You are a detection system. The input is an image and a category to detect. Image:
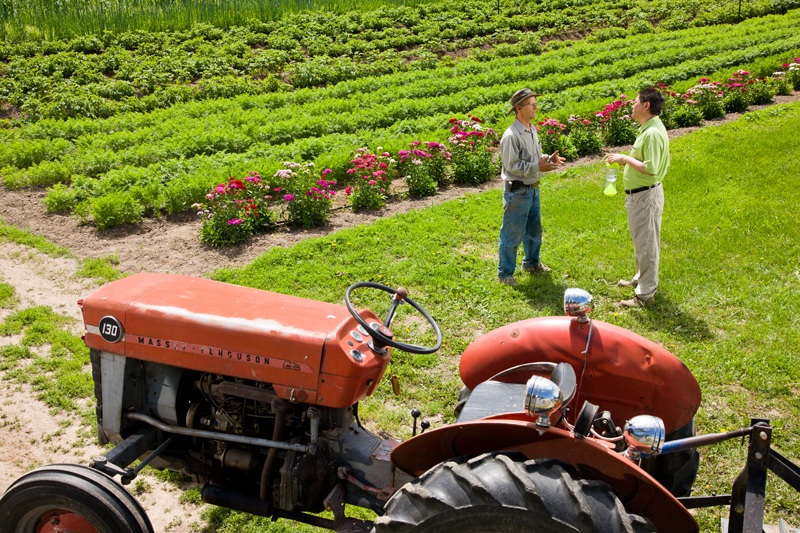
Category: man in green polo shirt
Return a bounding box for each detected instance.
[605,88,669,308]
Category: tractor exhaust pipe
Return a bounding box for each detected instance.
[260,398,290,501]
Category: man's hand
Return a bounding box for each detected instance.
[605,153,630,166]
[539,151,564,172]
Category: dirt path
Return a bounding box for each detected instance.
[0,92,797,532]
[0,243,205,532]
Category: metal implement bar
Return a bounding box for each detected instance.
[126,412,315,454]
[727,418,771,533]
[132,436,174,477]
[677,494,731,509]
[768,447,800,493]
[661,426,753,455]
[103,425,158,468]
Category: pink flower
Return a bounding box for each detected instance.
[284,194,294,201]
[368,180,377,185]
[228,219,243,225]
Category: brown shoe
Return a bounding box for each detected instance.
[523,263,551,273]
[499,276,519,287]
[617,295,654,308]
[617,279,638,288]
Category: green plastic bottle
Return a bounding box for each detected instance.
[604,162,619,196]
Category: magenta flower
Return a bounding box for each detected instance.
[284,194,294,201]
[228,219,243,225]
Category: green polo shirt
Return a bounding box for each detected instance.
[622,116,670,190]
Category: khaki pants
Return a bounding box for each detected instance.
[625,184,664,300]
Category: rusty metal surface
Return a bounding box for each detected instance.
[459,316,701,434]
[81,274,390,408]
[392,417,698,533]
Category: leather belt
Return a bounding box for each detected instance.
[507,180,539,191]
[624,183,660,195]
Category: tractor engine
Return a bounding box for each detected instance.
[81,273,408,518]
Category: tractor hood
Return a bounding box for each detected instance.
[80,273,389,407]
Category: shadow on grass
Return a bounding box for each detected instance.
[514,272,571,316]
[631,292,714,342]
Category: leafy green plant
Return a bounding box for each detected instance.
[684,79,725,120]
[537,118,578,161]
[671,103,704,127]
[782,58,800,89]
[566,115,603,156]
[345,148,392,211]
[598,95,637,146]
[419,141,452,186]
[448,116,497,185]
[42,183,77,213]
[402,159,438,198]
[197,172,277,247]
[89,191,143,230]
[278,162,337,229]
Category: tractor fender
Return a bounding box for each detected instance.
[391,416,698,533]
[459,316,701,434]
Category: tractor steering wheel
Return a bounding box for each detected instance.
[344,282,442,355]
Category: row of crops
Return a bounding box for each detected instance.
[0,1,798,234]
[0,0,797,120]
[2,0,796,43]
[2,10,799,184]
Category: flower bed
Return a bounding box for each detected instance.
[184,58,798,246]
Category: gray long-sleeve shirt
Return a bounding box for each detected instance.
[500,119,545,185]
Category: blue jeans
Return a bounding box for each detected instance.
[498,186,542,279]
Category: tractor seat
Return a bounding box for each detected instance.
[456,362,577,423]
[457,381,526,423]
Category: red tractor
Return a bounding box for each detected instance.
[1,274,798,532]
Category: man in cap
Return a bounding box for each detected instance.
[498,88,564,287]
[605,87,670,308]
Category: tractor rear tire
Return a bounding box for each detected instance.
[374,452,655,533]
[0,463,154,533]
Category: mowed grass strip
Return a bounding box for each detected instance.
[213,102,800,530]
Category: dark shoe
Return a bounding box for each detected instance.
[617,279,638,289]
[616,295,655,308]
[498,276,519,287]
[523,263,551,273]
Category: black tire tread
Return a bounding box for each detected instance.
[0,463,153,533]
[374,452,656,533]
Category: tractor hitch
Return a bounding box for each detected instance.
[675,419,800,533]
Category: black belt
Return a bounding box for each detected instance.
[624,183,660,195]
[507,180,539,191]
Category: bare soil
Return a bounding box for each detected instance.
[0,92,797,532]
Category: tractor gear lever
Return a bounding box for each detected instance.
[411,409,421,436]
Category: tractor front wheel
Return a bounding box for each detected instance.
[0,464,153,533]
[374,452,655,533]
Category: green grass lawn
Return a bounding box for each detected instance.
[1,102,798,531]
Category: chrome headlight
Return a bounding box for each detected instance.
[564,288,593,322]
[524,376,563,428]
[623,415,665,460]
